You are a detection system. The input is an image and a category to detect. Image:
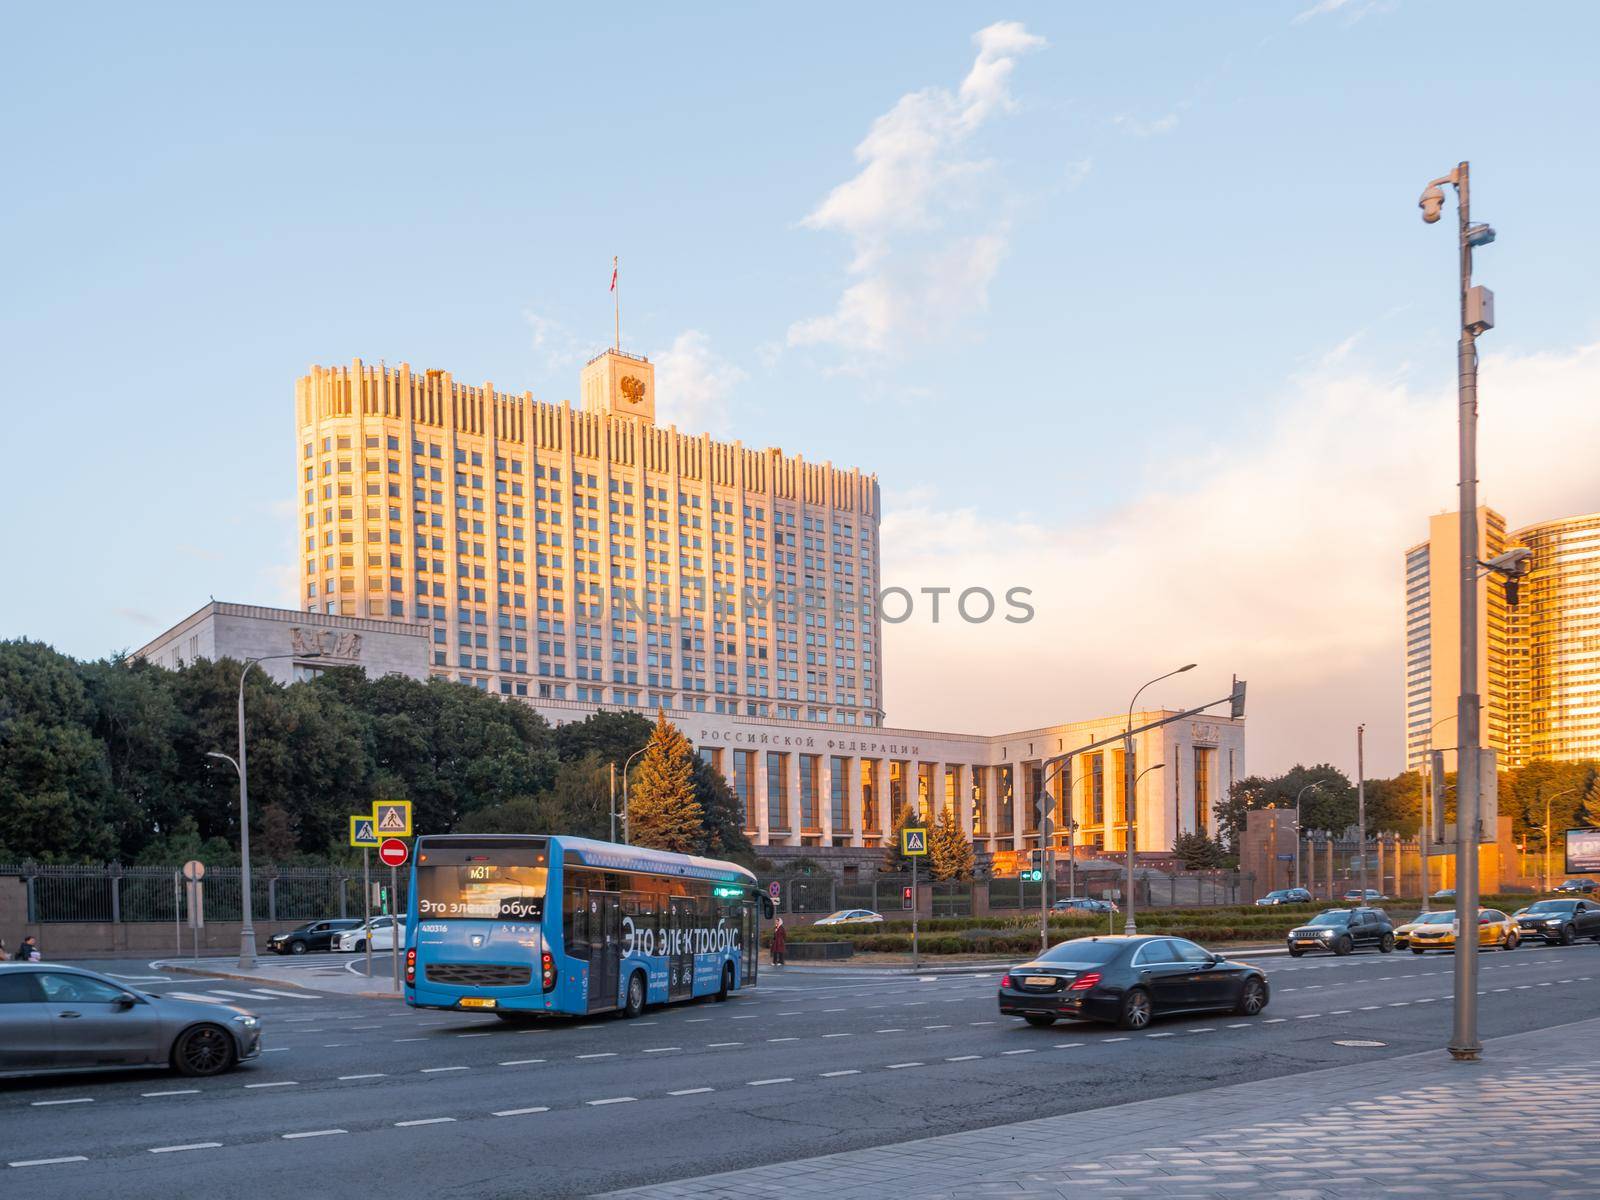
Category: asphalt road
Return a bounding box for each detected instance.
[3,942,1597,1198]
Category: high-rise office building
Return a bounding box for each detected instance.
[1404,505,1599,770]
[1403,507,1511,771]
[1512,511,1600,763]
[296,352,884,725]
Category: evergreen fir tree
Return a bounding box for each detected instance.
[626,711,703,852]
[928,803,975,881]
[882,802,923,873]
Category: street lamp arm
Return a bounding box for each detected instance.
[206,750,240,775]
[1127,663,1197,735]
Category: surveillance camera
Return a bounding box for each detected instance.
[1418,185,1445,224]
[1484,547,1532,576]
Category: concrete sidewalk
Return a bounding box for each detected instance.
[599,1017,1600,1199]
[151,954,402,999]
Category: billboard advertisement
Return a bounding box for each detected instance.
[1565,828,1600,875]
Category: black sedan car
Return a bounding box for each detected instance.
[0,963,261,1078]
[1286,907,1394,956]
[1554,879,1598,896]
[1513,897,1600,944]
[998,935,1269,1030]
[1256,887,1312,906]
[266,918,362,955]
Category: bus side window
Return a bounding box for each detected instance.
[564,887,588,959]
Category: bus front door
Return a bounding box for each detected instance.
[668,898,694,1001]
[742,902,757,984]
[588,891,621,1013]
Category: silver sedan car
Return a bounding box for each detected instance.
[0,963,261,1078]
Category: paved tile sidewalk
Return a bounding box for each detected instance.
[598,1017,1600,1199]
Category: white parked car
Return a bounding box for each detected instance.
[813,909,884,927]
[336,915,405,952]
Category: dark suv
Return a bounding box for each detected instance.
[1513,898,1600,945]
[1286,907,1394,957]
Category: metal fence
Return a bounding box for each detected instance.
[1,864,409,925]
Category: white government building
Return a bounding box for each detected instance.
[139,345,1246,864]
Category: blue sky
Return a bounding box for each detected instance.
[6,2,1600,776]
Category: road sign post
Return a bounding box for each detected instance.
[375,839,409,990]
[391,863,400,993]
[902,827,927,969]
[182,860,205,959]
[362,846,371,979]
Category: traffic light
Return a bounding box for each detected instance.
[1025,869,1043,883]
[379,885,390,915]
[901,886,913,910]
[1230,676,1248,720]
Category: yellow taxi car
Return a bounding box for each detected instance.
[1392,912,1439,950]
[1408,908,1519,954]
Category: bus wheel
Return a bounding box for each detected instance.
[715,963,734,1001]
[622,971,646,1019]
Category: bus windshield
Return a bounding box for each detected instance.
[416,847,548,921]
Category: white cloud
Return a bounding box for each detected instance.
[878,341,1600,779]
[653,331,748,433]
[1113,111,1181,137]
[1292,0,1389,25]
[523,309,586,372]
[788,21,1045,355]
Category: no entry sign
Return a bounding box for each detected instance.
[379,838,409,868]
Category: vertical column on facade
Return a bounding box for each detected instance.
[754,749,770,846]
[845,755,863,847]
[954,764,972,839]
[1008,761,1024,852]
[785,752,802,847]
[818,753,834,846]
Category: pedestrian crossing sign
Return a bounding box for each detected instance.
[349,816,379,848]
[902,827,927,856]
[373,800,412,837]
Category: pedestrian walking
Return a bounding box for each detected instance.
[14,934,40,961]
[770,917,786,967]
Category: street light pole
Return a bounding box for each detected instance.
[1357,724,1367,899]
[1420,159,1494,1062]
[221,651,319,971]
[1124,665,1195,936]
[1293,782,1325,891]
[620,744,648,845]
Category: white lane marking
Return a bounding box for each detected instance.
[1104,1037,1129,1043]
[1388,1002,1410,1008]
[149,1143,222,1154]
[731,1015,757,1020]
[821,1069,860,1077]
[245,1081,298,1088]
[1415,998,1436,1003]
[457,1033,491,1039]
[969,1020,996,1026]
[142,1089,201,1097]
[1359,1005,1382,1010]
[282,1129,345,1139]
[322,1043,350,1048]
[766,1037,799,1043]
[498,1059,546,1066]
[885,1061,923,1068]
[8,1157,89,1167]
[708,1042,742,1048]
[1054,1042,1084,1049]
[778,1010,803,1015]
[823,1008,847,1013]
[1329,1010,1352,1015]
[1001,1048,1038,1055]
[249,988,315,999]
[643,1047,680,1053]
[668,1088,714,1096]
[420,1067,469,1074]
[874,1028,905,1033]
[31,1098,93,1107]
[923,1024,951,1030]
[822,1033,851,1038]
[395,1118,455,1127]
[1227,1023,1253,1028]
[165,992,230,1004]
[577,1053,617,1060]
[588,1097,637,1106]
[494,1106,550,1116]
[393,1037,426,1043]
[107,973,171,982]
[1297,1014,1321,1020]
[208,990,272,1001]
[338,1073,386,1080]
[748,1077,793,1086]
[1263,1018,1288,1023]
[1188,1027,1218,1033]
[1146,1032,1174,1038]
[262,1048,289,1053]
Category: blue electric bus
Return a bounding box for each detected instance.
[404,833,766,1019]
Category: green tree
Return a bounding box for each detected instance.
[928,804,974,880]
[554,710,652,766]
[690,753,753,859]
[627,712,703,852]
[1215,763,1353,850]
[1173,829,1224,870]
